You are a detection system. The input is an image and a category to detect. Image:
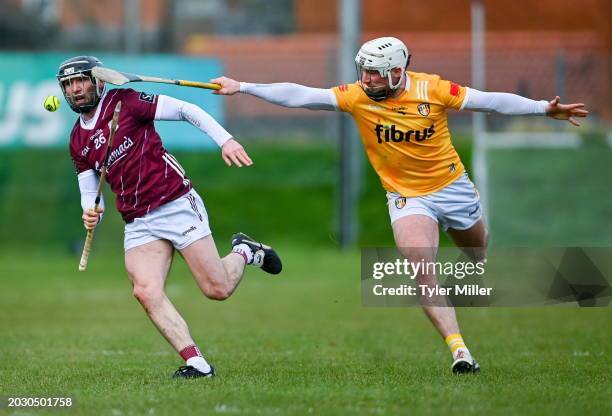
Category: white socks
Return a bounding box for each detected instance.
[186,356,212,374]
[453,347,473,362]
[232,243,264,267]
[232,243,254,264]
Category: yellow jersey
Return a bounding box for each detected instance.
[332,71,467,197]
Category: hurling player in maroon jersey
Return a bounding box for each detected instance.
[58,56,282,379]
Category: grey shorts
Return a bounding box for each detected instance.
[387,172,482,231]
[124,189,211,252]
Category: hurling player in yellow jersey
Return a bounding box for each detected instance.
[211,37,588,374]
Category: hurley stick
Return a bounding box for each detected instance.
[78,100,122,271]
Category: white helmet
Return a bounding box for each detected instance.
[355,37,411,100]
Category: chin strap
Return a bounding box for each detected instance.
[360,68,406,101]
[388,70,405,90]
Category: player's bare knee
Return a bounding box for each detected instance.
[196,273,232,300]
[400,247,436,264]
[132,281,164,306]
[201,282,231,301]
[191,267,232,300]
[471,229,489,262]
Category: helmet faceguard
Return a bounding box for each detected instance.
[354,37,411,101]
[56,56,105,113]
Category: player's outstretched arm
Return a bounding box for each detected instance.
[154,95,253,167]
[463,89,588,126]
[545,96,588,126]
[211,76,338,111]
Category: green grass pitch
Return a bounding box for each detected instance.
[1,246,611,415]
[1,141,611,414]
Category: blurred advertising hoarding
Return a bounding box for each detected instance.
[0,53,223,149]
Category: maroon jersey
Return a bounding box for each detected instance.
[69,88,192,223]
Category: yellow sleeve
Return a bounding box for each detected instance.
[434,78,468,110]
[331,82,362,114]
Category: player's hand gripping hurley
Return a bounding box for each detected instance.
[78,101,122,271]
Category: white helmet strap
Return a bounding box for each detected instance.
[387,70,405,90]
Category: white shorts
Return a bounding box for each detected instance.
[387,172,482,231]
[124,189,211,252]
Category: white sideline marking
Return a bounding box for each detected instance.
[606,132,612,148]
[484,132,582,149]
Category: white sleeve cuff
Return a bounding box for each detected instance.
[459,87,470,111]
[78,169,104,219]
[239,82,250,93]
